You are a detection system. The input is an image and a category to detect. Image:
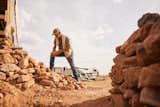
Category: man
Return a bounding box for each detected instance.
[50,28,79,80]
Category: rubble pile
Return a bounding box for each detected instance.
[109,13,160,107]
[0,37,83,92]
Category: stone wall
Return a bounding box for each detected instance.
[109,13,160,107]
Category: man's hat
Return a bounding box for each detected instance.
[52,28,60,35]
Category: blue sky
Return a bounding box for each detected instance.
[17,0,160,74]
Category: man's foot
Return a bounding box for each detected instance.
[75,77,81,82]
[50,67,55,71]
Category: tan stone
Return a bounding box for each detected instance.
[38,62,45,68]
[3,53,16,64]
[51,72,62,84]
[0,64,21,73]
[6,71,14,77]
[6,74,19,81]
[0,93,4,98]
[57,82,64,88]
[15,83,23,89]
[39,79,56,87]
[62,79,68,85]
[0,72,6,80]
[22,79,35,90]
[74,84,81,90]
[17,75,33,83]
[19,68,35,75]
[0,49,11,54]
[18,56,29,69]
[37,75,49,81]
[29,57,38,67]
[12,54,22,61]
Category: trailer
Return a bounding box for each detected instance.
[53,67,99,80]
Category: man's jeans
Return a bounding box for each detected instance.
[50,53,79,80]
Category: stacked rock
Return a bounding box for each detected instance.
[109,13,160,107]
[0,38,83,91]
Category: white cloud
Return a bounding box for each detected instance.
[93,24,114,40]
[114,0,124,3]
[17,9,32,30]
[17,9,45,52]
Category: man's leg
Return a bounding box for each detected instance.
[50,52,64,69]
[49,55,55,69]
[66,56,79,80]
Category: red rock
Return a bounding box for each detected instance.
[130,94,143,107]
[123,56,137,67]
[120,30,139,53]
[110,13,160,107]
[109,87,121,94]
[113,54,126,64]
[140,87,160,107]
[124,43,137,57]
[136,43,157,66]
[138,13,160,28]
[138,63,160,88]
[123,89,136,99]
[111,94,130,107]
[115,45,121,54]
[123,67,141,88]
[110,65,124,84]
[133,22,153,43]
[119,82,128,93]
[143,23,160,57]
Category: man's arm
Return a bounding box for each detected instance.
[53,39,56,51]
[51,39,64,56]
[51,50,64,56]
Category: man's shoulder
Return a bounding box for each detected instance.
[61,34,70,39]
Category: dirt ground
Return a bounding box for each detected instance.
[0,76,112,107]
[60,76,112,106]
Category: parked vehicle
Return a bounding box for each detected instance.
[53,67,99,80]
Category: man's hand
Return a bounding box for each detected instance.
[62,48,69,52]
[51,51,56,56]
[51,50,64,56]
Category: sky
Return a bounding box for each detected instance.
[16,0,160,75]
